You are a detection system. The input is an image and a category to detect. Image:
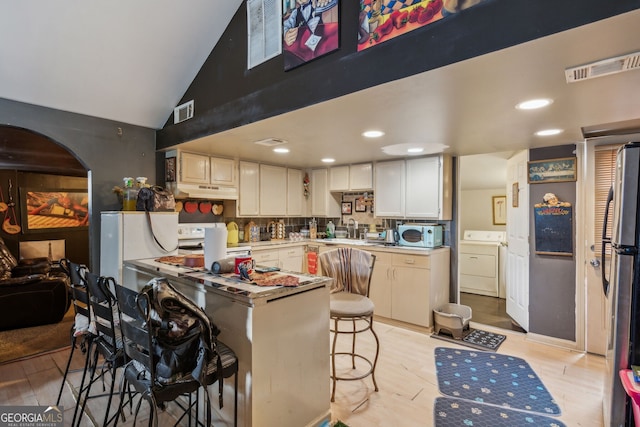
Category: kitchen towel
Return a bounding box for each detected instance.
[204,225,227,271]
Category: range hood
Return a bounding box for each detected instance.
[166,182,238,200]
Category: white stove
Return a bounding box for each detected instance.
[177,223,251,256]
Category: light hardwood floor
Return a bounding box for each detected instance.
[0,319,606,426]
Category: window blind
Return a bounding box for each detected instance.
[594,145,621,256]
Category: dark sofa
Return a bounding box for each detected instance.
[0,238,70,331]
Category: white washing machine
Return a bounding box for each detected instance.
[459,230,506,298]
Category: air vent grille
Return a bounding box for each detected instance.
[254,138,287,147]
[566,51,640,83]
[174,100,194,124]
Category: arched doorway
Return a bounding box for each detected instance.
[0,125,89,266]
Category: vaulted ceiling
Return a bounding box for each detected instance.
[1,2,640,178]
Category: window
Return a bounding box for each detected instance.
[594,145,622,256]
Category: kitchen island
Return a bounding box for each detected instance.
[122,258,331,427]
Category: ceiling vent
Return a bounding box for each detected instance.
[254,138,288,147]
[173,100,194,124]
[565,51,640,83]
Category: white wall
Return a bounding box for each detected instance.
[459,188,507,233]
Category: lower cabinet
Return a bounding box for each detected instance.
[368,248,450,328]
[253,246,304,273]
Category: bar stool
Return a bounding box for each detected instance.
[319,247,378,402]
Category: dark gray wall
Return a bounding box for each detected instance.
[158,0,640,148]
[0,98,156,272]
[529,145,577,340]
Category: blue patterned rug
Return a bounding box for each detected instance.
[434,347,561,416]
[434,397,567,426]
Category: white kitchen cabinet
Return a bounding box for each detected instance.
[253,248,280,269]
[329,166,350,191]
[374,160,405,217]
[210,156,236,186]
[239,161,260,216]
[374,155,452,220]
[279,246,304,273]
[287,168,304,216]
[405,156,439,218]
[350,163,373,190]
[311,168,341,217]
[368,251,392,318]
[259,164,287,216]
[180,151,210,184]
[253,246,304,273]
[368,248,450,328]
[329,163,373,192]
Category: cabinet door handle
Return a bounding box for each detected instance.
[404,258,415,264]
[469,256,479,259]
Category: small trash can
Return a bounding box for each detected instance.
[433,303,472,339]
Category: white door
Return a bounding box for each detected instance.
[506,150,529,331]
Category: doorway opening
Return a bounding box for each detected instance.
[457,152,525,333]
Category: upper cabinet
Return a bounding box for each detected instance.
[165,150,238,200]
[259,164,287,216]
[210,157,236,186]
[180,152,210,184]
[374,155,452,220]
[374,160,405,217]
[287,168,304,216]
[311,168,341,217]
[238,161,304,217]
[329,163,373,192]
[239,161,260,216]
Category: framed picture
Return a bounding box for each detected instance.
[355,197,367,212]
[283,0,340,71]
[512,182,519,208]
[20,189,89,233]
[492,195,507,225]
[341,201,352,215]
[165,156,177,182]
[528,157,577,183]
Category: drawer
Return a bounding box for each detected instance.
[279,246,304,257]
[392,253,430,269]
[459,253,496,277]
[367,250,393,265]
[252,250,279,263]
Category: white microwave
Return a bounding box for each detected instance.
[397,224,443,248]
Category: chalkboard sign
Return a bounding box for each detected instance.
[534,204,573,256]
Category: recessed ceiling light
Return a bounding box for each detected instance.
[321,158,335,163]
[516,99,553,110]
[535,129,563,136]
[407,147,424,154]
[362,130,384,138]
[273,147,289,153]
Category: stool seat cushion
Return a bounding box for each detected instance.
[330,292,374,317]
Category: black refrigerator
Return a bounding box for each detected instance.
[603,142,640,426]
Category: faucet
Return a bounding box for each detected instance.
[347,218,358,239]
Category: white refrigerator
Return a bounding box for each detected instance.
[100,211,178,283]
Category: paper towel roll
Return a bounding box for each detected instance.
[204,226,228,272]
